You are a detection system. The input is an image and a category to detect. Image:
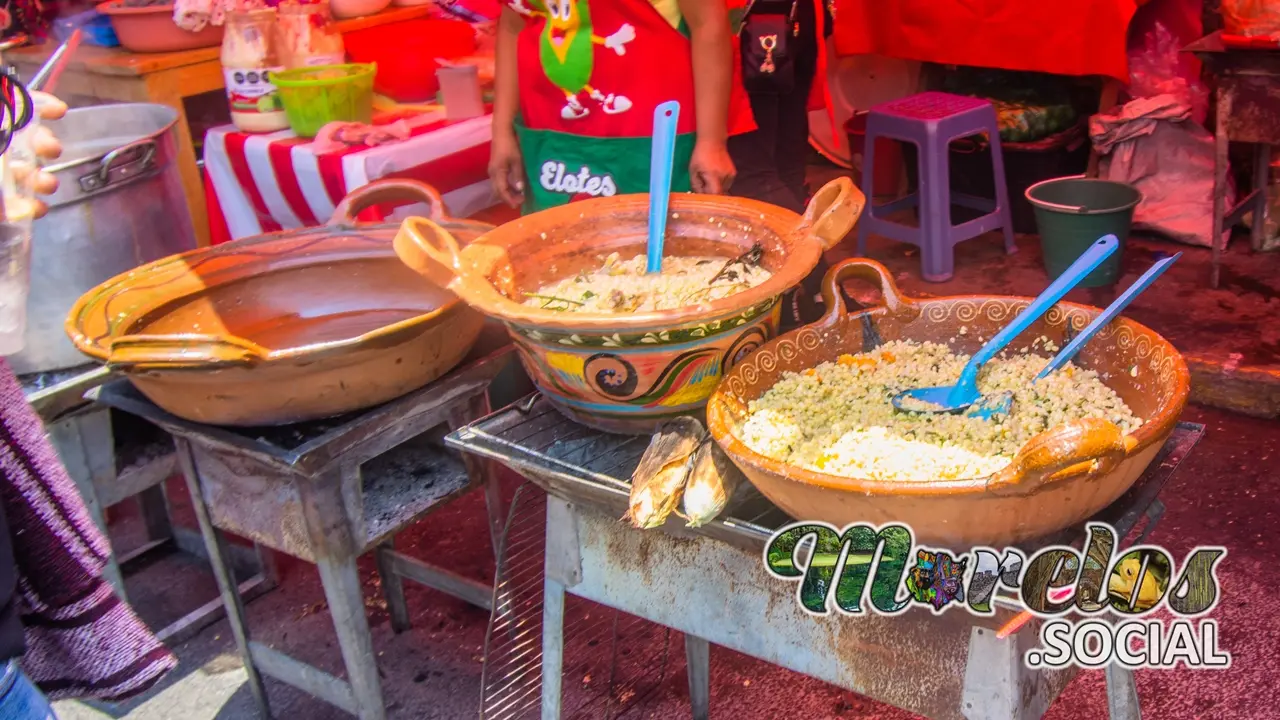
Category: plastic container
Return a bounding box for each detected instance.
[273,63,376,138]
[344,19,476,102]
[54,9,120,47]
[222,9,290,133]
[0,96,48,355]
[97,2,224,53]
[278,1,346,69]
[437,65,483,119]
[1025,177,1141,288]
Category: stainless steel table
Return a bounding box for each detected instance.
[450,396,1204,720]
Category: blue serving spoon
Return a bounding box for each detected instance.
[967,251,1182,419]
[891,234,1120,415]
[646,101,680,274]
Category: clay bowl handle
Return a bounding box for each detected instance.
[329,179,449,226]
[798,177,865,250]
[817,258,915,328]
[394,215,465,277]
[393,216,518,300]
[985,418,1136,497]
[106,334,269,371]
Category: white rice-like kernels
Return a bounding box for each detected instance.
[738,340,1142,481]
[523,252,771,313]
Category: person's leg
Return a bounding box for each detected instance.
[0,661,57,720]
[729,91,805,213]
[776,70,817,206]
[777,66,828,329]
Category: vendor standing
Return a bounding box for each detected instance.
[489,0,754,211]
[730,0,833,328]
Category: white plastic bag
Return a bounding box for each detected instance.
[1091,95,1232,248]
[1129,23,1208,126]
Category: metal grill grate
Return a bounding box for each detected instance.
[481,481,678,720]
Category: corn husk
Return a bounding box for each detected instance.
[625,417,706,529]
[681,440,743,528]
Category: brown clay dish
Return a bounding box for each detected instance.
[98,2,225,53]
[706,258,1190,547]
[66,180,489,426]
[393,178,865,433]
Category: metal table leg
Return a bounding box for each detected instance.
[1212,86,1232,289]
[298,468,388,720]
[375,540,412,634]
[1105,665,1142,720]
[46,408,127,601]
[1252,143,1272,252]
[541,576,567,720]
[685,634,711,720]
[178,439,274,719]
[448,394,506,556]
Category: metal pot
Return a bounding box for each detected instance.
[12,103,196,375]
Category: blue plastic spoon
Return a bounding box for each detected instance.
[646,101,681,274]
[892,234,1120,415]
[968,251,1181,419]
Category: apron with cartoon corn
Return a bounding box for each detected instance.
[510,0,754,212]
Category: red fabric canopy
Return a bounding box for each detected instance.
[833,0,1142,82]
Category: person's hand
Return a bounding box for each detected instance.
[689,139,735,195]
[26,92,68,219]
[489,127,526,208]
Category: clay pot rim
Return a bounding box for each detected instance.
[97,1,178,16]
[66,179,491,371]
[398,179,864,334]
[706,289,1190,499]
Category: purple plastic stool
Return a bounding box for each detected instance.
[855,92,1017,282]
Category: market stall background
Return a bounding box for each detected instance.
[204,111,494,244]
[8,0,1280,719]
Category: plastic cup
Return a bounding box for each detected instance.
[0,95,46,355]
[436,65,484,120]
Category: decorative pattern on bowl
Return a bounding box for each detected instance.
[707,258,1190,547]
[511,301,781,432]
[395,178,865,433]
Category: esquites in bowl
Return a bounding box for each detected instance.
[394,178,865,433]
[706,259,1189,547]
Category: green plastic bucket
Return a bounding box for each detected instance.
[1025,177,1141,288]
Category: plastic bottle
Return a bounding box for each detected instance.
[278,1,346,69]
[222,9,290,133]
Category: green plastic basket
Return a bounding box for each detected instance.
[273,63,376,138]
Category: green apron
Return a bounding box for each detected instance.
[516,120,695,212]
[510,0,706,213]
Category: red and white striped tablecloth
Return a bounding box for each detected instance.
[204,112,495,244]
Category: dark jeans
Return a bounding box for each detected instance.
[730,71,828,329]
[729,72,816,215]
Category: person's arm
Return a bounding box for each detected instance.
[490,7,527,207]
[678,0,736,194]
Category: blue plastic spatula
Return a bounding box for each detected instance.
[646,101,680,274]
[891,234,1120,416]
[968,251,1182,419]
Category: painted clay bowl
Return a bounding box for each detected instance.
[706,258,1190,547]
[394,178,865,434]
[66,180,490,426]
